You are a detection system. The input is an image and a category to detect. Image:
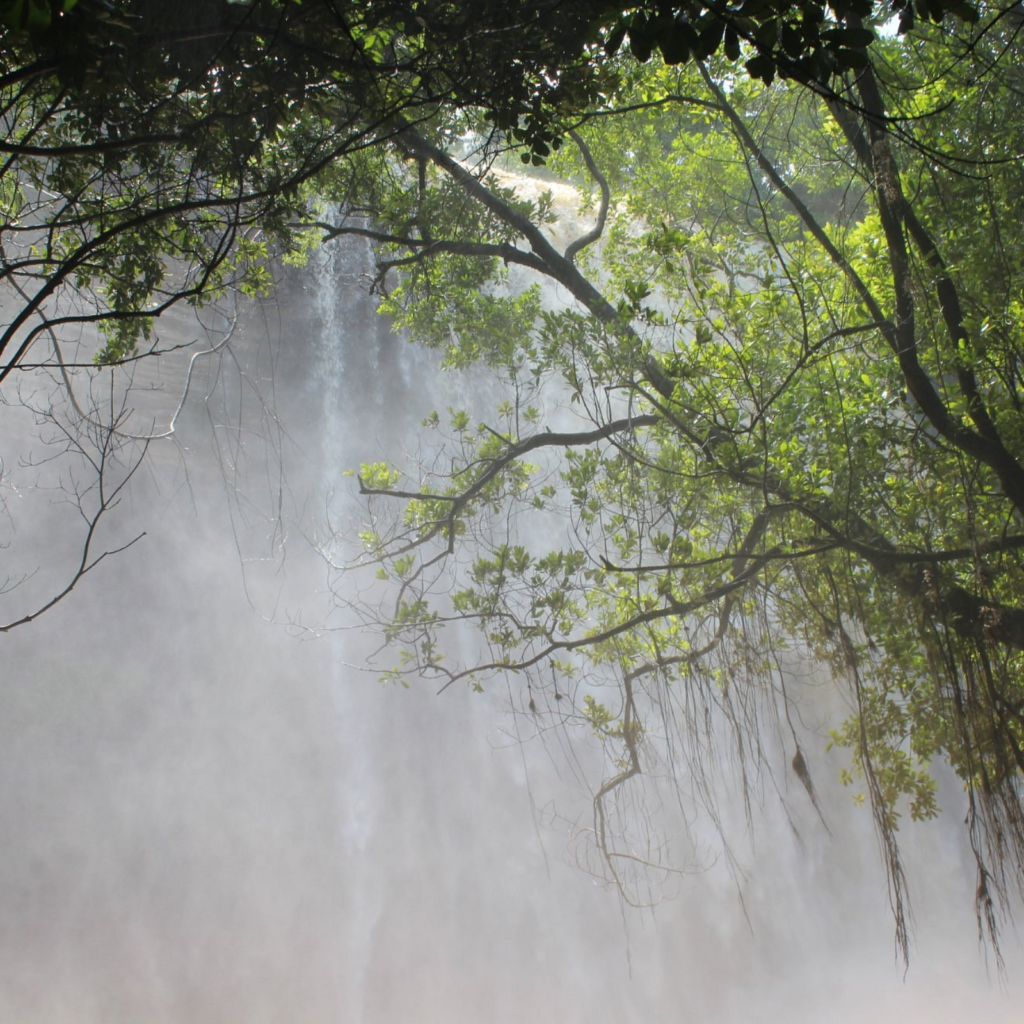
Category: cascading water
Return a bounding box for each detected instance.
[0,195,1020,1022]
[294,216,1024,1020]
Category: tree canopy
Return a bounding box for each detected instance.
[0,0,986,373]
[308,6,1024,963]
[2,0,1023,966]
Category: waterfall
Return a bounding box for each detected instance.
[296,220,1022,1020]
[0,212,1020,1022]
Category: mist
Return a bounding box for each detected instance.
[0,230,1021,1023]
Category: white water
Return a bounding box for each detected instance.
[0,228,1020,1021]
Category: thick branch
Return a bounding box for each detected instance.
[707,59,1024,516]
[394,123,676,399]
[563,130,610,264]
[851,59,1024,513]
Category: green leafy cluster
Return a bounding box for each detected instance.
[335,10,1024,944]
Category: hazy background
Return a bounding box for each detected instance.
[0,237,1020,1022]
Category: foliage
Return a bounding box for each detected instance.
[322,6,1024,964]
[0,0,625,379]
[2,0,1021,965]
[0,0,983,377]
[600,0,979,84]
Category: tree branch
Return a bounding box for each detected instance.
[563,129,610,264]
